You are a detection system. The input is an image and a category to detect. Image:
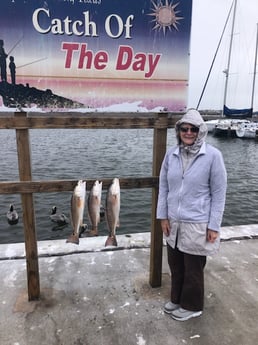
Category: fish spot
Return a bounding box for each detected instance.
[190,335,200,339]
[109,308,115,314]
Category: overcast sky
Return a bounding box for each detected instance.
[187,0,258,111]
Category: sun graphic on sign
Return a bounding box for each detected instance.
[148,0,183,34]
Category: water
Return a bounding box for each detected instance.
[1,128,258,244]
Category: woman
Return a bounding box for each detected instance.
[157,109,227,321]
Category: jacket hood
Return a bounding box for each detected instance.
[175,109,208,149]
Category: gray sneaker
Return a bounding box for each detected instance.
[171,307,202,321]
[164,301,180,314]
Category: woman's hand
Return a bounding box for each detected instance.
[160,219,171,236]
[207,229,219,243]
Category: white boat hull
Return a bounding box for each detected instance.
[236,123,258,138]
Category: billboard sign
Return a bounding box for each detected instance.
[0,0,193,112]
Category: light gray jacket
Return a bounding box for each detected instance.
[156,109,227,255]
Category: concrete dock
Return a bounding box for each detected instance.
[0,224,258,345]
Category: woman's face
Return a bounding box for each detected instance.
[179,123,199,146]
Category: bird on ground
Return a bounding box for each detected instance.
[6,204,19,225]
[50,206,69,226]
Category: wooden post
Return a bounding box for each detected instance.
[149,113,168,287]
[15,112,40,301]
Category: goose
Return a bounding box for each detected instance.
[6,204,19,225]
[50,206,69,226]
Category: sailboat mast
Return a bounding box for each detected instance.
[250,23,258,113]
[222,0,237,115]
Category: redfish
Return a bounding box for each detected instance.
[66,180,86,245]
[105,178,120,247]
[87,180,102,236]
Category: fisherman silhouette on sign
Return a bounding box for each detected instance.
[0,39,8,82]
[9,56,16,84]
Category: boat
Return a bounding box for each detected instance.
[222,0,257,119]
[236,121,258,139]
[203,1,258,136]
[205,119,220,133]
[213,118,250,137]
[215,11,258,137]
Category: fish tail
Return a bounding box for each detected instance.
[91,226,98,235]
[105,235,117,247]
[66,234,79,245]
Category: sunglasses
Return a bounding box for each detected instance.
[180,126,199,133]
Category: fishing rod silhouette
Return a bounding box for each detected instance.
[7,36,24,56]
[16,57,47,69]
[7,36,47,70]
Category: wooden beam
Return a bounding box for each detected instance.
[15,112,40,301]
[149,114,168,287]
[0,112,185,129]
[0,177,159,194]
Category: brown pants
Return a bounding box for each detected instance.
[167,243,207,311]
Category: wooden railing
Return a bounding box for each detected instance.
[0,111,215,301]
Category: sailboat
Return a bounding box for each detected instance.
[222,0,256,119]
[203,0,258,137]
[235,22,258,138]
[214,18,258,138]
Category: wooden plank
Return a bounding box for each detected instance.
[15,113,40,301]
[0,177,159,194]
[149,114,168,287]
[0,111,220,130]
[0,112,185,129]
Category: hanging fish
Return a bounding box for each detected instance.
[66,180,86,245]
[87,180,102,236]
[105,178,120,247]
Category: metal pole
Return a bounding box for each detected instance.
[222,0,237,115]
[250,23,258,113]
